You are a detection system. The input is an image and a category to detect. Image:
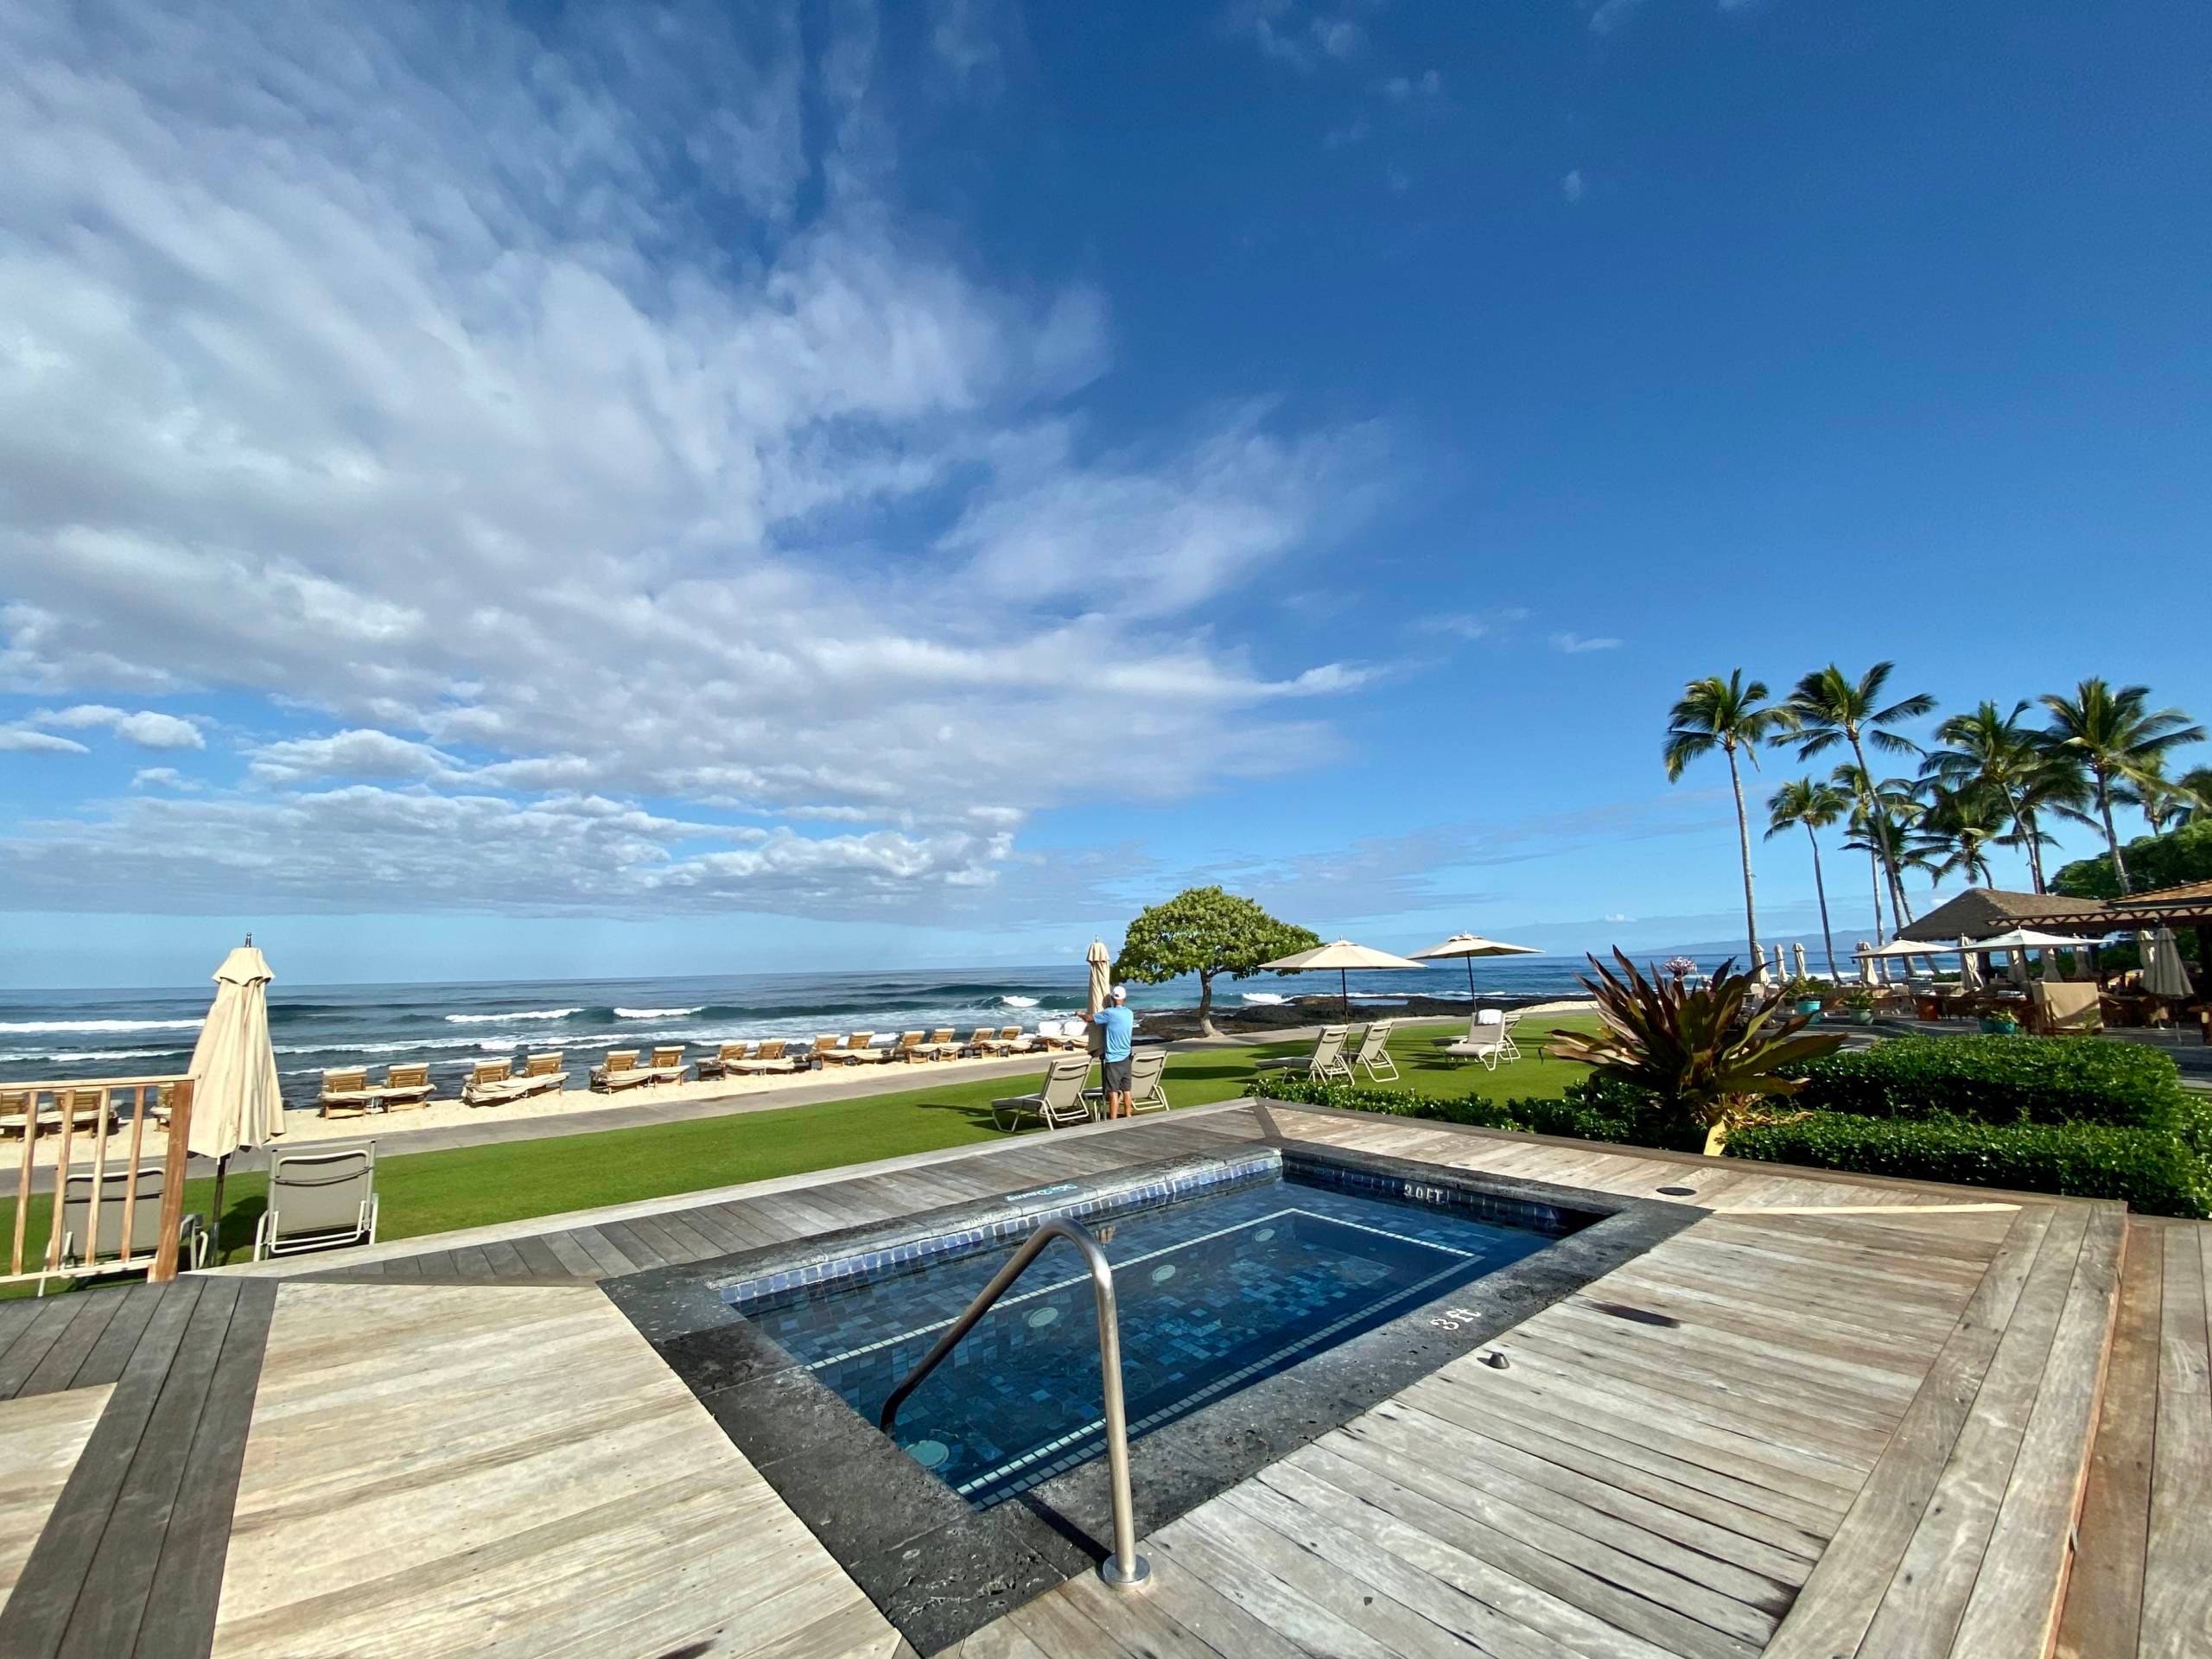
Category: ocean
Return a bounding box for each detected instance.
[0,957,1624,1112]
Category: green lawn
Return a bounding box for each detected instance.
[3,1013,1599,1283]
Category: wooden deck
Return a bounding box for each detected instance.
[0,1098,2202,1656]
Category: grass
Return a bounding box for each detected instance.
[1,1012,1601,1287]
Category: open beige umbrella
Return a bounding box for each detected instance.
[1257,938,1427,1019]
[1084,938,1112,1057]
[1407,932,1539,1007]
[188,938,287,1251]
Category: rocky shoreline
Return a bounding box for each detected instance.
[1133,990,1590,1043]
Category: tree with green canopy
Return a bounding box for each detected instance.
[2040,679,2204,893]
[1664,671,1788,974]
[1764,777,1849,982]
[1112,887,1320,1037]
[1783,661,1936,934]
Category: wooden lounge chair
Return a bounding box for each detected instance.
[918,1027,959,1060]
[2030,982,2103,1035]
[1,1089,113,1140]
[56,1162,207,1275]
[320,1068,380,1119]
[375,1063,435,1110]
[732,1039,802,1075]
[696,1042,752,1081]
[889,1031,926,1063]
[1254,1026,1351,1084]
[643,1045,690,1084]
[252,1141,378,1262]
[959,1027,998,1057]
[842,1032,893,1065]
[0,1089,31,1139]
[992,1024,1034,1054]
[1346,1020,1399,1082]
[1084,1048,1169,1118]
[515,1052,569,1096]
[992,1054,1094,1133]
[589,1050,656,1092]
[461,1060,532,1108]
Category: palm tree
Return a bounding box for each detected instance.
[2040,680,2206,893]
[1835,765,1926,925]
[1765,778,1849,981]
[1921,699,2083,891]
[1913,783,2006,887]
[1665,672,1789,973]
[1784,663,1936,936]
[2176,766,2212,826]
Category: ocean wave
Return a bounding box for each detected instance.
[614,1007,698,1019]
[0,1046,189,1065]
[442,1008,582,1024]
[0,1017,201,1034]
[999,995,1039,1009]
[1239,993,1288,1007]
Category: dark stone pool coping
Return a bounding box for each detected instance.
[601,1138,1698,1656]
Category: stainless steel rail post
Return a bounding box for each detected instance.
[880,1217,1151,1589]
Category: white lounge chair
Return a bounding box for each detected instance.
[1084,1048,1169,1117]
[253,1142,378,1262]
[1347,1020,1399,1082]
[56,1163,207,1276]
[1253,1026,1352,1084]
[1442,1010,1515,1070]
[991,1054,1093,1132]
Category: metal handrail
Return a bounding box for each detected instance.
[880,1217,1150,1589]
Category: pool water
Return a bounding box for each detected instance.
[734,1166,1560,1505]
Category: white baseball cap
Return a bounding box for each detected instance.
[1110,984,1128,1001]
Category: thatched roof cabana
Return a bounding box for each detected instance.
[1896,887,2110,944]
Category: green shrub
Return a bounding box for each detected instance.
[1726,1112,2212,1219]
[1789,1034,2191,1132]
[1244,1074,1706,1153]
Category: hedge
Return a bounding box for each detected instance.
[1245,1074,1707,1153]
[1727,1112,2212,1219]
[1789,1034,2193,1134]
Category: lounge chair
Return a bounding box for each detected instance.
[1347,1020,1399,1082]
[0,1089,30,1139]
[842,1032,893,1065]
[1,1089,112,1140]
[1253,1026,1351,1084]
[1084,1048,1169,1118]
[643,1045,690,1084]
[733,1039,802,1075]
[589,1050,656,1092]
[959,1027,999,1057]
[1442,1012,1513,1071]
[918,1027,959,1060]
[461,1060,532,1108]
[253,1142,378,1262]
[889,1030,927,1063]
[320,1068,380,1119]
[991,1054,1094,1132]
[55,1162,207,1274]
[515,1052,569,1096]
[375,1063,435,1110]
[696,1042,752,1081]
[2030,982,2103,1035]
[992,1024,1034,1054]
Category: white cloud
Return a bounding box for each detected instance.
[1375,70,1441,104]
[1422,607,1529,643]
[1549,632,1622,653]
[0,728,88,754]
[1588,0,1649,33]
[130,766,198,790]
[35,705,206,749]
[0,0,1384,920]
[1228,3,1364,72]
[1562,169,1586,205]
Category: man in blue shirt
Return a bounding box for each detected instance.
[1092,984,1135,1118]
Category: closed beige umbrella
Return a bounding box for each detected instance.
[1257,938,1427,1020]
[1792,942,1808,981]
[1407,932,1539,1007]
[2145,927,2194,1001]
[188,939,287,1249]
[1085,938,1112,1058]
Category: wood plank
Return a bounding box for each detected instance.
[1140,1510,1403,1658]
[638,1211,721,1264]
[0,1279,203,1655]
[590,1220,669,1272]
[563,1226,639,1277]
[1949,1204,2126,1657]
[476,1239,532,1281]
[0,1385,114,1612]
[68,1285,165,1390]
[2139,1223,2212,1659]
[0,1300,91,1401]
[1761,1203,2054,1659]
[537,1230,607,1280]
[133,1281,278,1659]
[507,1234,572,1281]
[445,1244,497,1281]
[57,1276,245,1659]
[16,1294,124,1401]
[2056,1219,2162,1659]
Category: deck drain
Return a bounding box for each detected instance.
[1025,1306,1060,1329]
[1150,1264,1178,1284]
[1656,1185,1698,1197]
[905,1440,951,1470]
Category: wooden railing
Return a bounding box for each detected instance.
[4,1074,196,1285]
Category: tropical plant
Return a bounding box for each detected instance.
[1548,951,1844,1156]
[2040,680,2205,893]
[1783,663,1936,933]
[1911,782,2008,887]
[1837,766,1926,931]
[1112,887,1319,1038]
[2117,755,2211,837]
[1920,699,2089,892]
[1764,777,1849,982]
[1664,671,1789,972]
[2054,817,2212,902]
[2176,767,2212,827]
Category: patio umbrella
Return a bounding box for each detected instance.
[1855,943,1878,985]
[187,938,286,1249]
[1792,942,1808,980]
[2145,927,2195,1001]
[1084,938,1111,1056]
[1257,939,1427,1019]
[1406,932,1539,1006]
[1958,941,1984,992]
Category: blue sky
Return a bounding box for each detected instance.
[2,0,2207,988]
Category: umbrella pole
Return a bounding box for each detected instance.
[1465,957,1477,1007]
[1340,968,1350,1020]
[210,1153,228,1266]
